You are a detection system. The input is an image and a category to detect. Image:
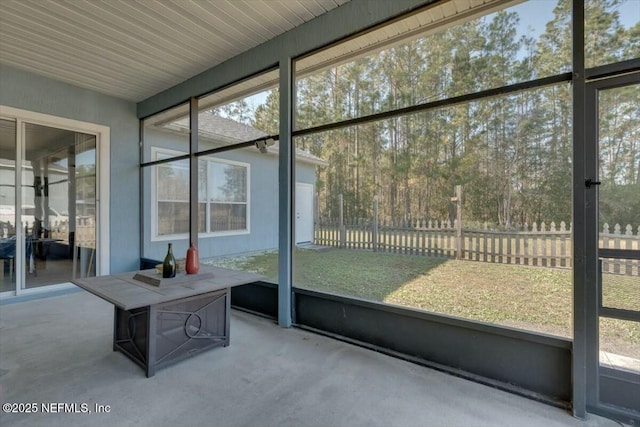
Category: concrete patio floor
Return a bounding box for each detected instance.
[0,291,623,427]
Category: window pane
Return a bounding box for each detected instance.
[154,155,196,237]
[198,159,207,202]
[198,202,206,233]
[194,70,279,283]
[154,157,206,236]
[210,203,246,232]
[295,0,563,130]
[586,0,640,69]
[198,69,279,151]
[601,266,639,311]
[598,84,640,227]
[292,82,573,337]
[600,318,640,373]
[157,201,189,236]
[157,158,189,201]
[209,162,247,203]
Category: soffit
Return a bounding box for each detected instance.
[295,0,518,74]
[0,0,348,102]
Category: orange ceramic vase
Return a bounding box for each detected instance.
[185,242,199,274]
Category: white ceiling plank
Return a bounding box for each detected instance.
[0,0,348,101]
[0,51,154,100]
[0,16,185,77]
[0,47,161,94]
[102,1,227,58]
[221,2,281,40]
[0,0,510,103]
[1,1,196,73]
[0,30,177,86]
[246,1,299,34]
[276,1,309,26]
[183,1,269,48]
[300,0,331,16]
[61,1,207,64]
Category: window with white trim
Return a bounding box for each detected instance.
[154,149,249,238]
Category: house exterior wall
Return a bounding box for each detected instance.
[142,127,317,261]
[296,164,315,185]
[0,64,140,274]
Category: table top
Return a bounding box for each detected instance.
[71,265,263,310]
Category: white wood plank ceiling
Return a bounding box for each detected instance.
[0,0,349,102]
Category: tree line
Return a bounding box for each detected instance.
[226,0,640,227]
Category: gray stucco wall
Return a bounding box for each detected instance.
[0,64,140,274]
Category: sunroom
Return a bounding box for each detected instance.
[0,0,638,425]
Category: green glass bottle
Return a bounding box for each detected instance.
[162,243,176,278]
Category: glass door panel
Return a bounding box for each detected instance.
[22,123,97,289]
[0,119,17,292]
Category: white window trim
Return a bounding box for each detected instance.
[150,147,250,241]
[0,105,111,287]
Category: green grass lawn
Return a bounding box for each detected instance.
[207,248,639,358]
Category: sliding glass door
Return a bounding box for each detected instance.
[0,117,99,293]
[0,119,17,292]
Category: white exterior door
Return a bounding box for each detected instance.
[295,183,314,244]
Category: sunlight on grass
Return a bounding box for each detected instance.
[384,260,573,335]
[204,248,639,357]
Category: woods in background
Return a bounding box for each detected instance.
[224,0,640,227]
